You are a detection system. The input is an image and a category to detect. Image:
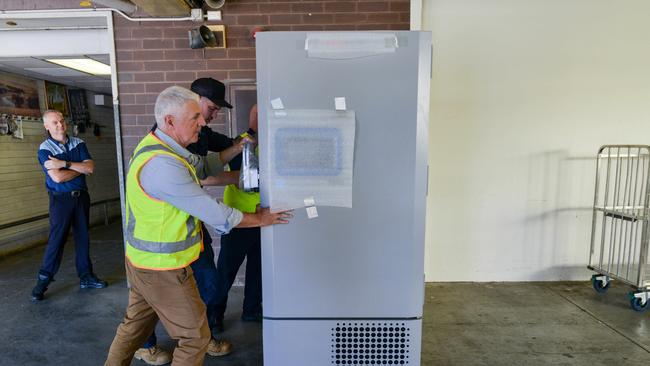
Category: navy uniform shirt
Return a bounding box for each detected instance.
[38,135,91,193]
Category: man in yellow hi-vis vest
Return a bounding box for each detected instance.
[105,86,292,366]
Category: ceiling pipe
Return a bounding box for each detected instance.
[0,7,204,23]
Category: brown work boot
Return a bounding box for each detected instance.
[206,338,232,357]
[134,346,172,365]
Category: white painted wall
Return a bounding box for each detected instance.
[419,0,650,281]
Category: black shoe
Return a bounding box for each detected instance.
[80,274,108,289]
[241,311,262,322]
[31,274,51,302]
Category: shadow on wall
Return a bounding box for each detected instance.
[532,265,592,281]
[524,150,596,279]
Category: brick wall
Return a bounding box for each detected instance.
[115,0,410,161]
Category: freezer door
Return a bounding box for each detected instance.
[257,31,431,319]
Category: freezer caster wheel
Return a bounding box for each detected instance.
[591,275,610,293]
[630,297,650,312]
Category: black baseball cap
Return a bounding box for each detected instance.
[190,78,233,109]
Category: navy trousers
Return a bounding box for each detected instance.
[213,226,262,322]
[191,226,221,330]
[38,191,92,279]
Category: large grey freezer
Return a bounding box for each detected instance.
[255,31,431,366]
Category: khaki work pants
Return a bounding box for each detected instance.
[105,259,210,366]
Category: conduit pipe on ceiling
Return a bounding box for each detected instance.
[0,7,203,23]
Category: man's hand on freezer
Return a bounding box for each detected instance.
[236,205,293,228]
[257,206,293,226]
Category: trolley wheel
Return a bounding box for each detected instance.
[591,275,610,293]
[630,296,650,312]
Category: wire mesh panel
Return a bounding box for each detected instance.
[589,145,650,288]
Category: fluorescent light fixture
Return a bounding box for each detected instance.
[45,58,111,76]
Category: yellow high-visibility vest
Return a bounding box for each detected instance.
[124,132,202,270]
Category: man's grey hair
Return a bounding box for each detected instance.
[154,86,199,128]
[42,109,63,123]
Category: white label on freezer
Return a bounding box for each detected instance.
[271,98,284,110]
[304,196,316,207]
[306,206,319,219]
[334,97,346,111]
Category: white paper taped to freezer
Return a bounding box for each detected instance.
[266,109,355,212]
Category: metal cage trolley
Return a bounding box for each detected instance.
[588,145,650,311]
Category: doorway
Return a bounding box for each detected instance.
[0,9,124,253]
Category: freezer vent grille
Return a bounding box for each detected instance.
[330,322,410,365]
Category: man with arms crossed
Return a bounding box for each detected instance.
[31,110,107,302]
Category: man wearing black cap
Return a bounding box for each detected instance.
[135,78,247,365]
[187,78,236,158]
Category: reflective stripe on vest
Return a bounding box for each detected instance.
[125,133,202,270]
[125,205,198,253]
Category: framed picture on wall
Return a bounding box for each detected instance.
[0,71,41,117]
[44,81,69,117]
[227,80,257,138]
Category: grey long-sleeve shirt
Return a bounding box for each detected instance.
[139,129,243,234]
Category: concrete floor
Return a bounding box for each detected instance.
[1,222,650,366]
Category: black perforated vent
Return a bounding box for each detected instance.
[330,322,411,365]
